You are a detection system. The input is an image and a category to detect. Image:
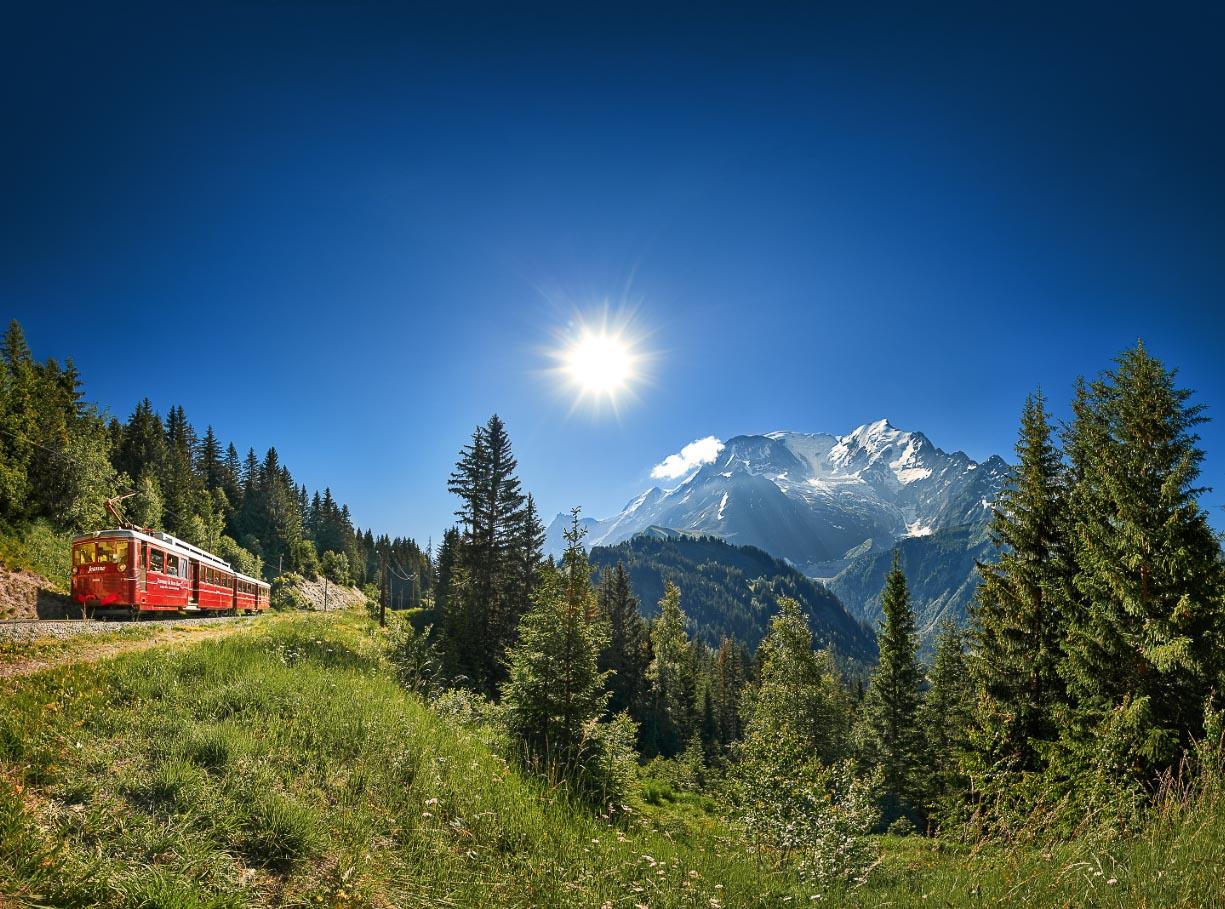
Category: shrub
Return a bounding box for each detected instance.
[730,748,879,887]
[271,573,311,611]
[574,711,641,808]
[386,621,443,698]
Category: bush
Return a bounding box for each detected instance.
[574,711,641,808]
[271,573,311,611]
[321,549,350,585]
[288,539,321,578]
[730,748,879,887]
[386,621,443,698]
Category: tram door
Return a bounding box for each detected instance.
[191,560,200,605]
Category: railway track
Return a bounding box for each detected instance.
[0,613,259,642]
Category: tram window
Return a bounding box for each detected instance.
[74,543,96,566]
[96,540,129,565]
[150,550,164,573]
[166,554,179,577]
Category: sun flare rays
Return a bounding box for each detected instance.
[547,308,653,417]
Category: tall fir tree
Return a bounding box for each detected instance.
[501,516,610,772]
[970,391,1071,776]
[860,554,927,824]
[921,621,975,821]
[645,580,695,757]
[712,636,746,747]
[1059,342,1225,777]
[443,414,531,693]
[597,561,650,720]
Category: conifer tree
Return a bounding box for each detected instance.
[1060,342,1225,776]
[444,414,532,693]
[196,425,224,490]
[712,636,746,747]
[597,562,649,720]
[921,621,974,818]
[502,516,610,771]
[861,554,927,823]
[744,597,850,766]
[0,322,35,519]
[645,580,694,756]
[971,391,1071,775]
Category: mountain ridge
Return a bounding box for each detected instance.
[550,419,1009,640]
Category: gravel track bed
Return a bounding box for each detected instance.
[0,614,258,643]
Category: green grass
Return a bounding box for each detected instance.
[0,519,73,591]
[1,612,1223,908]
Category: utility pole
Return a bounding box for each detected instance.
[323,574,329,612]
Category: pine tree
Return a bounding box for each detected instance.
[921,621,975,819]
[712,636,746,747]
[0,321,35,519]
[1060,342,1225,777]
[744,597,850,766]
[196,426,224,490]
[645,580,694,757]
[861,554,927,824]
[970,391,1071,776]
[597,562,649,720]
[443,414,531,693]
[502,517,610,772]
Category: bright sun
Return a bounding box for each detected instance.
[564,331,635,395]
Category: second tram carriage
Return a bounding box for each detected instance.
[71,528,269,618]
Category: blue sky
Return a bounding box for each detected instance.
[4,3,1223,542]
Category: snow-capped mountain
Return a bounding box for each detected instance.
[547,420,1010,637]
[549,419,1007,575]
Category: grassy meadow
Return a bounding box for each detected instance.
[1,611,1222,908]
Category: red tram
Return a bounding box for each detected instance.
[71,528,270,619]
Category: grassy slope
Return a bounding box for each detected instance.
[1,612,1223,908]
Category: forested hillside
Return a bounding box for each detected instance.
[0,319,428,599]
[416,341,1225,861]
[589,531,877,664]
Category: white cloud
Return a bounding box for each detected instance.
[651,436,724,481]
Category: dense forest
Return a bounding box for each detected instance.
[0,319,429,603]
[588,532,877,663]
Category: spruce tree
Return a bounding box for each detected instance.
[744,597,850,766]
[1060,342,1225,777]
[645,580,694,757]
[502,517,610,773]
[445,414,531,693]
[971,391,1071,775]
[712,636,746,746]
[920,621,975,818]
[861,554,926,823]
[597,561,649,720]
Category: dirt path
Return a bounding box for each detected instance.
[0,616,267,680]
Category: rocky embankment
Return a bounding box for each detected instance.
[0,567,73,620]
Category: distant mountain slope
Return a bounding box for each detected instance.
[589,533,877,665]
[825,526,993,651]
[552,419,1008,644]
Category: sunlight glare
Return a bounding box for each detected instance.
[565,331,635,395]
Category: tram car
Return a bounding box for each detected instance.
[71,527,270,619]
